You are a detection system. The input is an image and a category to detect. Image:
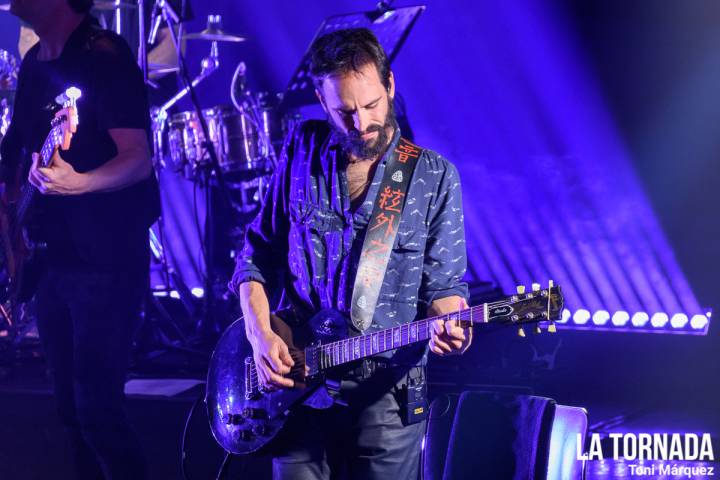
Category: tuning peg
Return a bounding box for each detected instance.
[516,285,526,294]
[517,327,526,337]
[548,322,557,333]
[532,283,540,292]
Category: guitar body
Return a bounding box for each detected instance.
[206,309,350,455]
[0,170,46,307]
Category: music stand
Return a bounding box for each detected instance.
[279,4,426,111]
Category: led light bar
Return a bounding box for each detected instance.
[555,308,711,335]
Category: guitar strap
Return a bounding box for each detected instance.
[350,137,423,332]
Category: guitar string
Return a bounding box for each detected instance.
[248,291,557,375]
[310,295,543,358]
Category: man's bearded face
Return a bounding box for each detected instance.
[317,62,397,160]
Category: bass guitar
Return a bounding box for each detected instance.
[0,86,82,323]
[206,282,564,454]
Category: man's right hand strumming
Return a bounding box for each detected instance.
[248,329,295,391]
[239,281,295,391]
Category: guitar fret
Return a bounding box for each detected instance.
[393,326,400,348]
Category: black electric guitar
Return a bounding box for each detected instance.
[206,283,564,455]
[0,86,82,322]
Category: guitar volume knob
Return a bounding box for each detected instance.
[226,413,244,425]
[242,407,266,419]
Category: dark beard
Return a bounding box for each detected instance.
[330,101,398,160]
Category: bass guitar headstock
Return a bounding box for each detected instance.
[54,86,81,151]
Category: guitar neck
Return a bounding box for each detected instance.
[13,125,62,230]
[304,285,562,376]
[309,304,490,372]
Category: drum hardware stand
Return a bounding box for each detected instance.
[138,229,208,363]
[159,11,236,344]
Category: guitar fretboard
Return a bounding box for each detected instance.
[312,304,487,371]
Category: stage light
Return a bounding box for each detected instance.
[651,312,669,328]
[670,314,688,329]
[191,287,205,298]
[612,311,630,326]
[170,290,180,299]
[631,312,649,327]
[690,314,709,330]
[540,306,708,335]
[592,310,610,325]
[573,309,590,325]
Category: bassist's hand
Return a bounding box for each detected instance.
[249,330,295,390]
[28,151,89,195]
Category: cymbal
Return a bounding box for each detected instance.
[184,27,246,43]
[149,63,179,75]
[92,1,137,11]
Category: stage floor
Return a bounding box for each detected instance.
[0,360,717,479]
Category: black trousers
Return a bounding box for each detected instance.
[271,365,426,480]
[35,268,147,480]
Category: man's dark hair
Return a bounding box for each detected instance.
[309,28,391,90]
[67,0,93,14]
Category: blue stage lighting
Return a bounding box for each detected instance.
[611,311,630,326]
[631,312,649,327]
[573,309,591,325]
[690,314,709,330]
[651,312,669,328]
[670,313,688,329]
[592,310,610,325]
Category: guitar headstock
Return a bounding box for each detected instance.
[487,281,564,336]
[53,86,81,151]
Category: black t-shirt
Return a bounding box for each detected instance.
[0,15,160,272]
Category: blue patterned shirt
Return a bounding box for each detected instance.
[230,120,468,363]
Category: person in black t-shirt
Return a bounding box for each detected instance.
[1,0,159,478]
[17,0,193,107]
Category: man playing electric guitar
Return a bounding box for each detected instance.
[231,28,471,479]
[0,0,159,477]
